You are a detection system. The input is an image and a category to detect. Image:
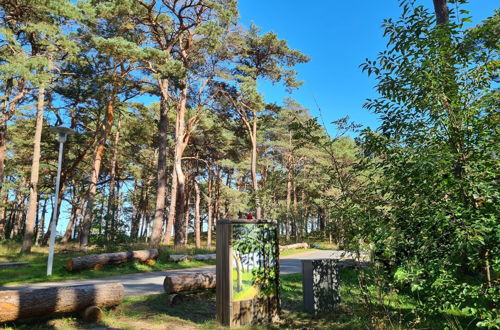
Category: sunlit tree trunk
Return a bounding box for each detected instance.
[80,97,115,249]
[105,117,121,242]
[194,180,201,248]
[165,167,177,245]
[150,94,169,248]
[173,83,189,246]
[206,175,213,247]
[21,84,45,253]
[0,193,8,239]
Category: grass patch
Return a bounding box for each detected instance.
[280,247,318,257]
[3,268,475,329]
[0,241,215,286]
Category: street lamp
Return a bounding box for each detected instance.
[46,126,74,276]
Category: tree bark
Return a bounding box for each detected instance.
[173,83,189,246]
[66,249,159,271]
[194,180,201,248]
[165,166,177,245]
[250,118,261,219]
[293,180,298,241]
[0,283,124,322]
[42,183,64,246]
[0,193,8,239]
[286,167,292,241]
[105,117,121,242]
[206,175,213,247]
[183,176,191,245]
[433,0,449,25]
[150,95,169,248]
[80,97,115,249]
[61,196,82,244]
[21,84,45,253]
[163,272,216,293]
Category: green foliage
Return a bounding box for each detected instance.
[359,1,499,326]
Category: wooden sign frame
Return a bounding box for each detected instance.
[216,219,281,327]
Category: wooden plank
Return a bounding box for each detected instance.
[216,221,232,326]
[240,298,254,325]
[231,299,241,326]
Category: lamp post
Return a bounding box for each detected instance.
[46,126,74,276]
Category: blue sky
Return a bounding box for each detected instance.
[237,0,498,135]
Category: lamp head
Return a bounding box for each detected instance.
[48,126,75,143]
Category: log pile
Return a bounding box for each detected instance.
[279,243,309,252]
[163,272,216,294]
[0,283,124,322]
[66,249,159,271]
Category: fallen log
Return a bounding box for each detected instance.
[0,283,124,323]
[66,249,159,271]
[81,305,104,323]
[163,272,216,294]
[168,254,189,262]
[279,243,309,251]
[0,262,29,269]
[166,290,214,306]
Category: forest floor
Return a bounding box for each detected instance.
[3,269,472,330]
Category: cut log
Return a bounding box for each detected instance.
[279,243,309,251]
[66,249,159,271]
[192,253,216,261]
[0,262,29,269]
[163,272,216,293]
[0,283,124,322]
[168,254,189,262]
[81,305,104,323]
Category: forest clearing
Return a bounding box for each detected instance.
[0,0,498,329]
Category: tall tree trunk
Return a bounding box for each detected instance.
[286,167,292,241]
[21,84,45,253]
[173,84,189,247]
[0,193,7,239]
[165,167,177,245]
[293,180,298,241]
[183,183,191,246]
[80,97,115,249]
[61,199,82,244]
[194,180,201,248]
[433,0,449,25]
[105,117,121,243]
[150,96,169,247]
[250,118,261,219]
[206,175,213,248]
[131,180,142,240]
[0,114,7,191]
[42,184,64,246]
[11,193,24,239]
[35,197,47,245]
